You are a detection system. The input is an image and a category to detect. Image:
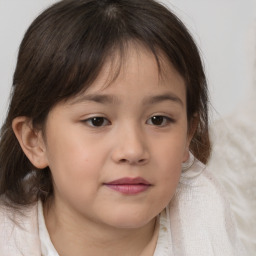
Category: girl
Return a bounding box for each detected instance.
[0,0,244,255]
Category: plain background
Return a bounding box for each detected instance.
[0,0,256,125]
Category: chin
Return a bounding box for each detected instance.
[104,211,156,229]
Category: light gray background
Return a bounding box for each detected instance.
[1,0,256,125]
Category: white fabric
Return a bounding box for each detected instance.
[0,158,245,256]
[38,201,59,256]
[0,202,41,256]
[169,158,245,255]
[208,100,256,255]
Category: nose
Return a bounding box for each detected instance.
[111,125,149,166]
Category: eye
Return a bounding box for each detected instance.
[146,115,174,126]
[83,117,110,127]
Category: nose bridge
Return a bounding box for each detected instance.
[112,120,149,164]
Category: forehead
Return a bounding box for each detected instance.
[69,44,186,103]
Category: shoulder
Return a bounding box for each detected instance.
[173,160,233,233]
[168,159,246,255]
[176,158,228,213]
[0,199,41,256]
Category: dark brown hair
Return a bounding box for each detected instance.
[0,0,210,208]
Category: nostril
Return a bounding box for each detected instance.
[118,158,147,164]
[137,158,148,165]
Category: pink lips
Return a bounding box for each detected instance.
[104,177,151,195]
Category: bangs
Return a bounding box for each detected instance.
[14,0,186,108]
[28,8,166,103]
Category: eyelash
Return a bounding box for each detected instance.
[82,115,175,128]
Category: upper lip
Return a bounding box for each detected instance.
[104,177,151,185]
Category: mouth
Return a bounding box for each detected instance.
[103,177,152,195]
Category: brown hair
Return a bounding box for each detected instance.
[0,0,210,208]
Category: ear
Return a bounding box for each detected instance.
[12,117,48,169]
[183,115,198,162]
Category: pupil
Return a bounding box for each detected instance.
[152,116,163,125]
[92,117,104,126]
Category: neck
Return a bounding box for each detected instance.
[43,200,158,256]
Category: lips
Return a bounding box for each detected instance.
[104,177,151,195]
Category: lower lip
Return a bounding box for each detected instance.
[105,184,150,195]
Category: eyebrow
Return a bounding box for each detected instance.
[70,93,183,107]
[142,93,184,107]
[70,94,119,105]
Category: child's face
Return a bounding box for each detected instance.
[42,45,191,229]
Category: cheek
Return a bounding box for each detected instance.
[152,132,188,164]
[45,133,103,193]
[158,156,182,191]
[148,153,182,216]
[156,158,182,209]
[151,133,187,190]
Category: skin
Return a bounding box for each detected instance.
[13,45,193,255]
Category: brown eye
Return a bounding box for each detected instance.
[151,116,164,125]
[84,117,110,127]
[147,115,174,126]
